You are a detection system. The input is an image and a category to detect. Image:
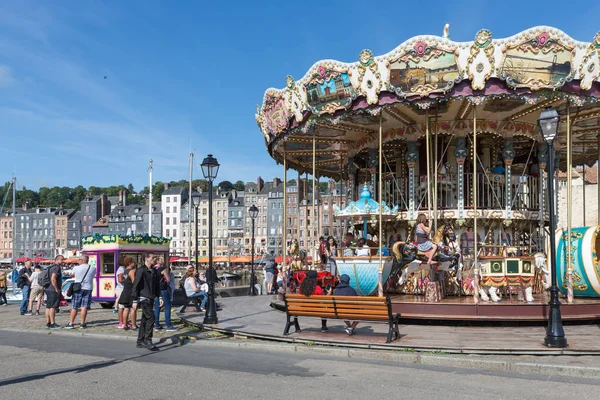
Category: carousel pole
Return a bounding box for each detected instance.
[340,157,344,241]
[598,134,600,225]
[312,131,317,264]
[566,101,573,304]
[473,106,479,278]
[297,170,301,241]
[378,111,384,297]
[434,105,439,232]
[426,109,432,223]
[283,146,288,293]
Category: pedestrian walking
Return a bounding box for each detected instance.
[0,269,7,306]
[118,256,136,330]
[153,257,177,332]
[45,255,64,329]
[65,255,96,329]
[26,265,44,315]
[133,253,159,351]
[18,261,33,315]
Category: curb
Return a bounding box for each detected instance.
[4,327,600,380]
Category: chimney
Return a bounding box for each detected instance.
[164,183,169,190]
[100,194,106,218]
[273,177,281,188]
[256,177,264,192]
[328,180,335,194]
[119,189,127,207]
[23,201,29,211]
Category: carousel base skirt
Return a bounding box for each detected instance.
[390,294,600,321]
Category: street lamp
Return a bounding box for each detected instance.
[192,192,201,272]
[538,106,567,348]
[201,154,220,325]
[248,204,259,296]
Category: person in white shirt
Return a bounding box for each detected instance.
[115,256,126,323]
[355,238,371,256]
[26,265,44,315]
[66,255,97,329]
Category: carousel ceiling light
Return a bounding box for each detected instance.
[538,107,560,144]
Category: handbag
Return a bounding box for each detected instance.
[71,265,92,295]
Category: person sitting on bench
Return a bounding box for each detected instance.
[183,270,208,311]
[334,274,360,336]
[355,238,370,256]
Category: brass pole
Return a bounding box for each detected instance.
[378,111,384,297]
[434,105,438,232]
[473,106,478,272]
[566,101,573,303]
[312,132,316,265]
[283,146,287,292]
[426,109,432,222]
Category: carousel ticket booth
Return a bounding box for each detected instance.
[82,234,171,308]
[256,26,600,321]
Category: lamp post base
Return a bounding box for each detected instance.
[544,288,568,348]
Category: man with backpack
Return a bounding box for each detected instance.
[18,261,32,316]
[153,257,177,332]
[43,255,64,329]
[65,255,96,329]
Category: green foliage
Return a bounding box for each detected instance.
[218,180,234,191]
[286,179,297,186]
[233,180,245,191]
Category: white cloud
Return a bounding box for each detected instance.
[0,65,16,86]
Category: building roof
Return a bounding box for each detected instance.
[556,168,581,180]
[109,203,162,220]
[163,187,187,196]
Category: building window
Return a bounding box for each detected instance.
[166,206,170,213]
[166,197,170,203]
[166,217,170,225]
[173,217,177,225]
[173,206,177,213]
[173,229,177,237]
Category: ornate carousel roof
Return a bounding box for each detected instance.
[255,26,600,178]
[333,185,398,220]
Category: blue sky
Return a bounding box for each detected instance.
[1,1,598,191]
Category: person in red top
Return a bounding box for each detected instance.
[299,270,331,332]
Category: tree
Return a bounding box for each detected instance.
[152,181,165,200]
[127,183,134,192]
[88,186,102,195]
[218,180,234,191]
[233,180,245,191]
[286,179,296,186]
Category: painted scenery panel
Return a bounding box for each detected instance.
[390,51,459,95]
[500,47,572,89]
[305,72,355,115]
[263,96,289,133]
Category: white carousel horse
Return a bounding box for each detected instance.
[477,252,550,302]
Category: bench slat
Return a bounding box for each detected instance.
[285,294,385,302]
[333,309,388,316]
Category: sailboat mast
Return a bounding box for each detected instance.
[148,160,153,236]
[12,176,16,265]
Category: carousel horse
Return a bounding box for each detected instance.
[477,252,550,302]
[391,224,462,289]
[287,239,308,271]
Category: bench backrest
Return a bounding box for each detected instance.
[283,294,391,321]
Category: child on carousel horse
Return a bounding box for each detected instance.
[415,214,437,264]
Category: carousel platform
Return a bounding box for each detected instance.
[386,294,600,321]
[178,295,600,355]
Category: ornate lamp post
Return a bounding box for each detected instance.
[201,154,220,325]
[538,107,567,348]
[191,192,201,272]
[248,204,259,296]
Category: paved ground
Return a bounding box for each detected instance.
[1,329,600,399]
[179,296,600,354]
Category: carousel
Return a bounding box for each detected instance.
[255,26,600,321]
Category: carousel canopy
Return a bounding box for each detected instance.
[333,185,398,220]
[256,27,600,178]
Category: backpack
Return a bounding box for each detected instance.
[38,268,51,288]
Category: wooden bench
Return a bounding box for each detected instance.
[282,294,401,343]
